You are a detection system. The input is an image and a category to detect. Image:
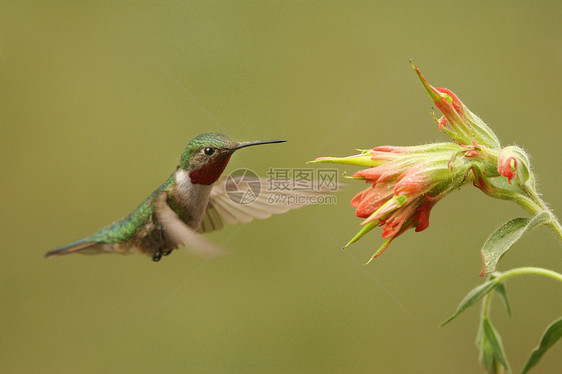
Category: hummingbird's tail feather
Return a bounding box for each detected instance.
[45,239,100,258]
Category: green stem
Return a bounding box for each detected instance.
[480,267,562,326]
[519,185,562,241]
[481,287,493,319]
[477,267,561,374]
[495,267,562,283]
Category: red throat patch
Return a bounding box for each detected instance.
[189,154,232,185]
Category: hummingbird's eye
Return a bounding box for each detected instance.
[203,147,215,156]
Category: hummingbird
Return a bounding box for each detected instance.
[46,132,311,262]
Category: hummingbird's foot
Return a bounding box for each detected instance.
[152,250,162,262]
[152,248,173,262]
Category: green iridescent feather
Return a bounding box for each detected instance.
[88,176,175,243]
[179,133,233,169]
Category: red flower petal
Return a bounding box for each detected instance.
[351,183,394,218]
[498,155,517,184]
[415,196,438,232]
[353,164,403,184]
[435,88,464,116]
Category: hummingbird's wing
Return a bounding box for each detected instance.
[197,201,225,233]
[154,192,226,258]
[198,176,339,233]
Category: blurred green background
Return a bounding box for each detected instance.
[2,1,561,373]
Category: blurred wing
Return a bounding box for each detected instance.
[197,202,225,233]
[198,176,340,233]
[154,192,226,258]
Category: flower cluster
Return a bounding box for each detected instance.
[311,62,536,264]
[313,143,473,263]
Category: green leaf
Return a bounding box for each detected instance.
[481,317,511,373]
[441,279,500,326]
[521,318,562,374]
[489,273,511,317]
[494,283,511,317]
[480,212,550,276]
[344,220,379,247]
[476,322,497,373]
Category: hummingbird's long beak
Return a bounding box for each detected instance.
[234,139,286,150]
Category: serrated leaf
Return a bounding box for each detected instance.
[481,317,511,374]
[441,279,500,326]
[480,212,550,276]
[521,318,562,374]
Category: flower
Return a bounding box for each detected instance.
[458,143,536,210]
[312,63,548,266]
[411,62,501,151]
[312,143,471,264]
[497,146,533,187]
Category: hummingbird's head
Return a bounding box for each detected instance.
[180,133,285,185]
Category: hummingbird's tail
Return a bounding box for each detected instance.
[45,239,100,258]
